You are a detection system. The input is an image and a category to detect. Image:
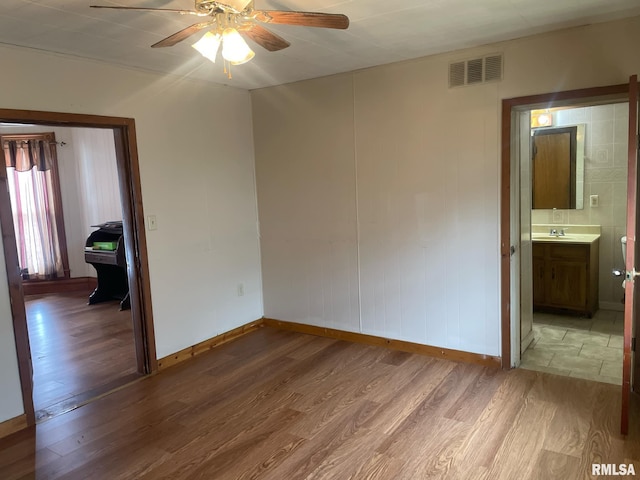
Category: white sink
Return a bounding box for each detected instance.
[531,233,599,244]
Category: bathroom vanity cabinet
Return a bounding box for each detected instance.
[532,239,599,316]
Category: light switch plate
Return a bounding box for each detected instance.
[147,215,158,231]
[590,195,599,207]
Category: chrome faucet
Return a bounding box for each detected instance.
[549,228,568,237]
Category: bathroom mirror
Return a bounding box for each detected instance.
[532,124,585,210]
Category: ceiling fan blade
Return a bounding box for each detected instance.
[90,6,205,16]
[239,24,290,52]
[254,11,349,29]
[151,21,216,48]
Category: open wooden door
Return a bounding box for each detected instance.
[622,74,640,435]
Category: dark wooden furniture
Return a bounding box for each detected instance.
[84,221,130,310]
[532,240,599,317]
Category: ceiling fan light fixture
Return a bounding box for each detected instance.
[221,27,255,65]
[192,31,221,63]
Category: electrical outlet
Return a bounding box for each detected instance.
[552,209,563,223]
[237,283,244,297]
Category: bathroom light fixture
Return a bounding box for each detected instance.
[537,113,552,126]
[531,110,553,128]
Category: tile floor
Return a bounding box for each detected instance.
[520,309,624,385]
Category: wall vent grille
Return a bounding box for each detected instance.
[449,61,465,88]
[448,53,503,88]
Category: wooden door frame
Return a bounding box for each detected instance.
[500,83,630,369]
[622,75,639,434]
[0,108,157,426]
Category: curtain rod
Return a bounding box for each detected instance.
[3,140,67,147]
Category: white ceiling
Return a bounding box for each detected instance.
[1,0,640,90]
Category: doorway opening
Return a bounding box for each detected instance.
[0,109,157,427]
[516,102,628,385]
[500,83,630,368]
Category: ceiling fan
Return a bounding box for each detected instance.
[90,1,349,72]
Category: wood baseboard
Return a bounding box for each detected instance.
[23,277,97,296]
[263,318,501,368]
[0,414,28,440]
[157,317,501,373]
[157,319,264,371]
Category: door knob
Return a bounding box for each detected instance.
[627,268,640,281]
[613,267,640,281]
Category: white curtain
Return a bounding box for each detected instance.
[4,139,64,279]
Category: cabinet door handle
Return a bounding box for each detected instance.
[551,267,555,280]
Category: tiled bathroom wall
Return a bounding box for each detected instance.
[531,103,629,309]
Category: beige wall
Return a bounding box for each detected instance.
[0,232,23,420]
[252,15,640,357]
[0,44,263,423]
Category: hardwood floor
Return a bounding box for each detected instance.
[1,326,638,479]
[26,292,139,420]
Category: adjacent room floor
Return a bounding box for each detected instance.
[520,310,624,385]
[26,291,139,420]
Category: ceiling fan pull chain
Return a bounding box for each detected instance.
[224,59,232,79]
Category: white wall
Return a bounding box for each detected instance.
[253,77,360,332]
[71,127,123,278]
[252,15,640,357]
[0,45,263,423]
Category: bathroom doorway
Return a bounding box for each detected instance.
[518,102,628,385]
[501,77,640,434]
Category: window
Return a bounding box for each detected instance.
[2,133,69,280]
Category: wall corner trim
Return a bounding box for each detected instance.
[263,318,502,368]
[157,317,502,372]
[0,414,28,440]
[157,319,265,371]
